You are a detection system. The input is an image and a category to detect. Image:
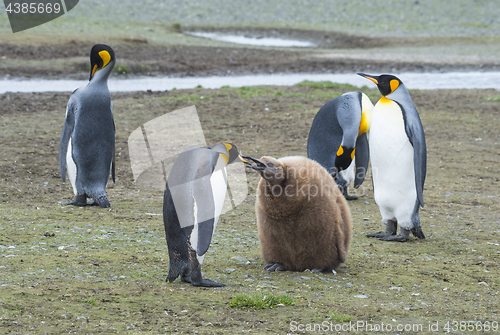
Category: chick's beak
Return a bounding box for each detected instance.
[240,155,266,171]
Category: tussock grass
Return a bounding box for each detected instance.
[229,292,295,309]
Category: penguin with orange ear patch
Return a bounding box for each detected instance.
[358,73,426,242]
[307,92,373,200]
[59,44,116,207]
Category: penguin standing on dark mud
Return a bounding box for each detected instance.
[164,142,243,287]
[243,155,352,272]
[59,44,116,207]
[358,73,427,242]
[307,92,373,200]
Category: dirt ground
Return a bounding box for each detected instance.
[1,75,500,333]
[1,28,499,79]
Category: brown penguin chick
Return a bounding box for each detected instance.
[242,155,352,272]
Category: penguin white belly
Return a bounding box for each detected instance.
[189,167,228,265]
[338,159,355,185]
[211,167,228,224]
[189,196,204,264]
[66,139,78,195]
[369,100,417,228]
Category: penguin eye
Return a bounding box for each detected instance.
[267,162,275,167]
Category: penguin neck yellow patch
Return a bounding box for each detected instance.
[91,64,98,78]
[221,153,229,164]
[350,148,355,160]
[336,145,344,156]
[98,50,111,69]
[359,111,369,135]
[379,96,392,104]
[390,79,399,93]
[223,143,232,152]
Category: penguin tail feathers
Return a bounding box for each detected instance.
[167,258,186,283]
[411,227,425,239]
[94,194,111,208]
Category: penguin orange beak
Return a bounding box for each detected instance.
[240,155,267,171]
[357,72,379,85]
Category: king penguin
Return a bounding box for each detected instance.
[307,92,373,200]
[59,44,116,208]
[358,73,427,242]
[163,142,243,287]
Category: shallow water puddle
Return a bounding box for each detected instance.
[185,31,316,47]
[1,72,500,93]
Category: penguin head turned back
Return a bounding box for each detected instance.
[89,44,116,81]
[210,142,242,165]
[357,73,403,97]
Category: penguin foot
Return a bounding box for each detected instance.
[366,232,388,238]
[64,200,95,206]
[379,234,409,242]
[264,263,286,272]
[378,228,410,242]
[181,274,224,287]
[192,278,225,287]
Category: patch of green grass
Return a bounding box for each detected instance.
[159,94,212,103]
[86,297,97,306]
[229,292,295,310]
[326,311,352,322]
[312,310,352,322]
[233,86,279,98]
[483,95,500,102]
[114,64,131,75]
[172,22,181,30]
[294,80,358,90]
[219,86,343,100]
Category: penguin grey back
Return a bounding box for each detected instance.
[307,92,364,176]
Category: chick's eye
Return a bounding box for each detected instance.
[267,162,274,167]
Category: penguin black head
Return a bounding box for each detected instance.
[357,73,402,97]
[89,44,116,81]
[335,145,355,173]
[211,142,243,165]
[241,155,285,185]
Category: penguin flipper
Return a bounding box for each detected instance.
[354,132,369,188]
[59,97,76,182]
[196,218,215,256]
[111,103,116,183]
[403,110,427,208]
[111,119,116,183]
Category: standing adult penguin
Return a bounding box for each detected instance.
[59,44,116,207]
[358,73,427,242]
[164,142,243,287]
[307,92,373,200]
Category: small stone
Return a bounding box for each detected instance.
[354,295,368,298]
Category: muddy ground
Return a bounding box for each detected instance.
[1,79,499,333]
[1,28,499,79]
